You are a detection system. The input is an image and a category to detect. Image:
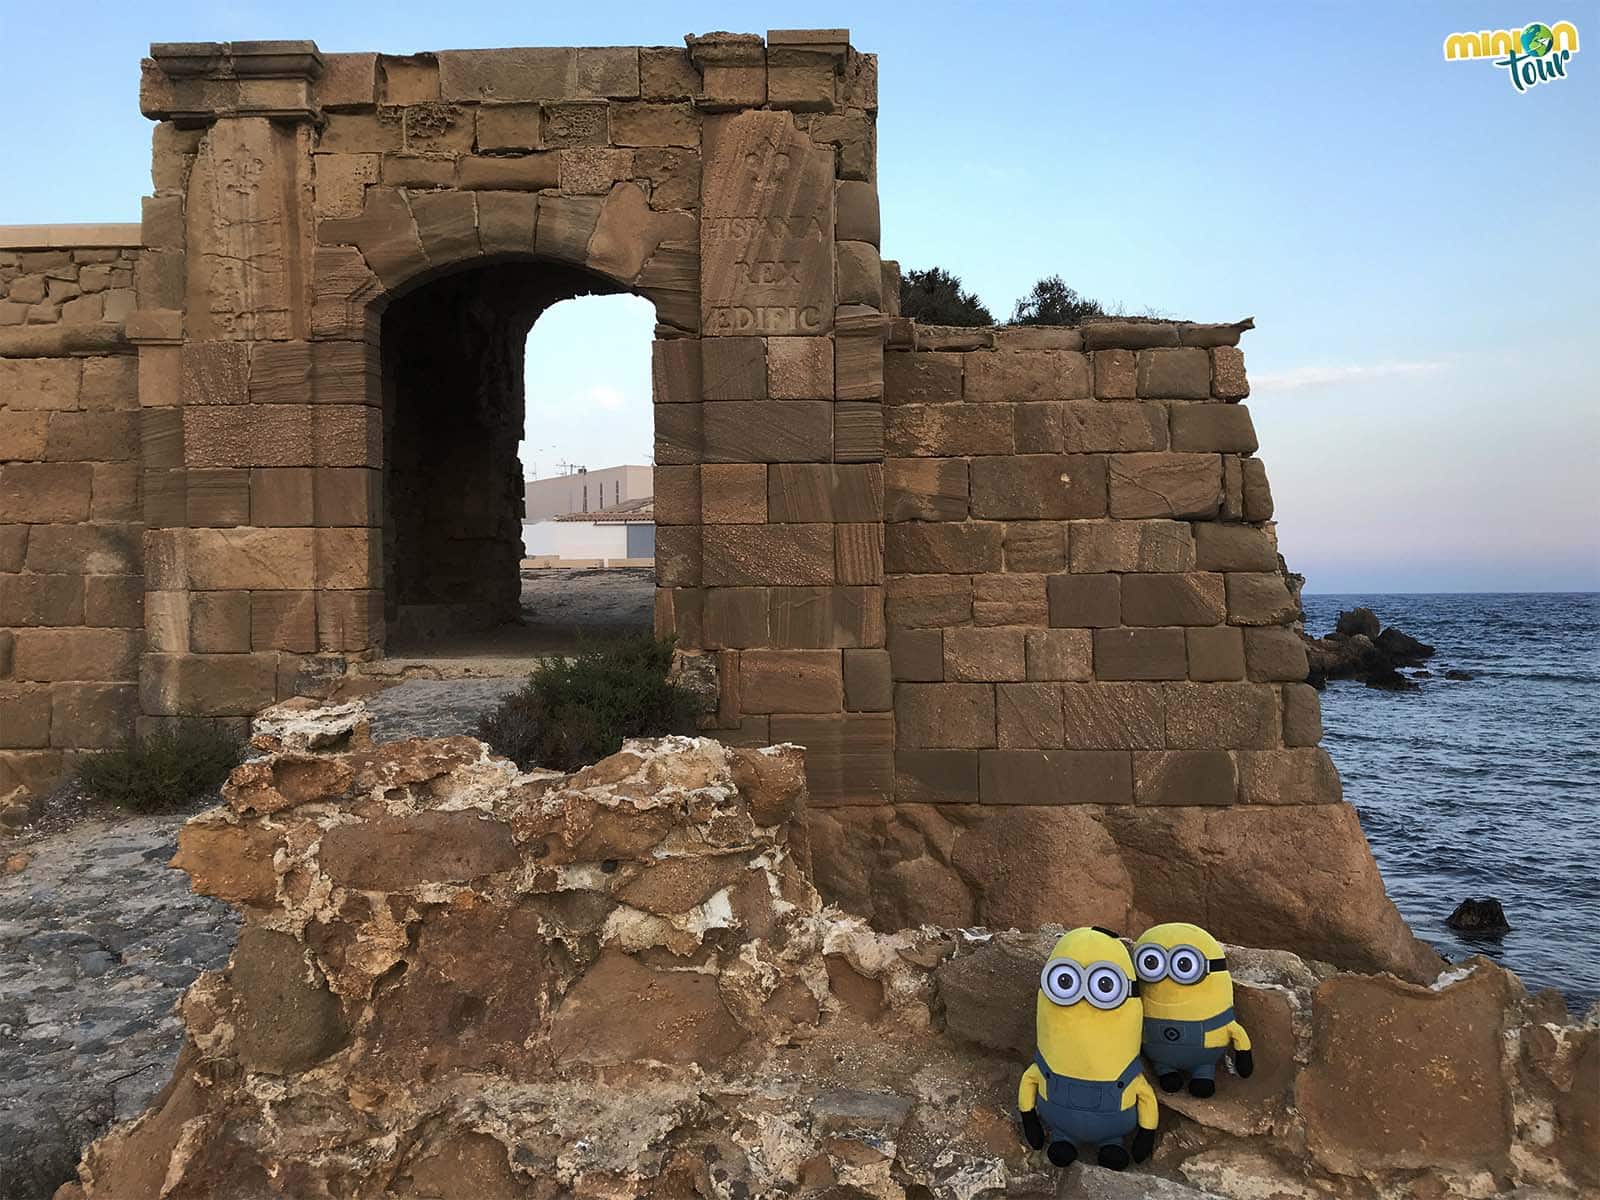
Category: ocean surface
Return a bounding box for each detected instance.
[1302,593,1600,1011]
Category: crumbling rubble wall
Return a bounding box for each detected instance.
[59,727,1599,1200]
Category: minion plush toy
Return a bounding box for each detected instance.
[1018,927,1158,1170]
[1132,922,1253,1097]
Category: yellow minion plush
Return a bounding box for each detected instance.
[1132,922,1253,1097]
[1018,927,1158,1170]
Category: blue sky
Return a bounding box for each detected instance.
[2,1,1595,592]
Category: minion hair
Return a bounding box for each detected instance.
[1090,926,1124,940]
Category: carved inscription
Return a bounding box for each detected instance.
[185,118,311,340]
[700,111,834,337]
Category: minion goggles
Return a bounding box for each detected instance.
[1039,958,1140,1009]
[1131,943,1228,984]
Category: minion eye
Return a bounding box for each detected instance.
[1168,945,1207,984]
[1041,958,1084,1006]
[1133,944,1168,982]
[1084,962,1133,1009]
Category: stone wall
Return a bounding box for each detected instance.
[118,33,883,739]
[799,318,1438,973]
[0,229,144,809]
[878,317,1319,809]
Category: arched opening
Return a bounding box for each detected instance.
[379,259,656,659]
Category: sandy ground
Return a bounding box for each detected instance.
[383,567,656,662]
[519,566,655,633]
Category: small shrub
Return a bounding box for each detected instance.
[898,266,995,326]
[1010,274,1106,326]
[77,721,245,812]
[477,633,701,772]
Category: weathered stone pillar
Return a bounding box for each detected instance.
[135,42,349,723]
[668,30,892,804]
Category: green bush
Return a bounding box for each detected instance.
[477,633,701,772]
[1011,274,1106,326]
[77,721,245,812]
[898,266,995,326]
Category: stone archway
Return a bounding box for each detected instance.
[130,35,884,766]
[377,259,635,645]
[313,181,695,654]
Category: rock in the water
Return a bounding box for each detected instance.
[1335,606,1381,639]
[1445,669,1475,681]
[1365,667,1421,692]
[1304,609,1437,688]
[1375,625,1435,667]
[1447,897,1511,935]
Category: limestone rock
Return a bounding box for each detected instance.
[1299,963,1517,1175]
[169,818,280,904]
[935,928,1060,1056]
[251,696,373,751]
[225,927,349,1074]
[65,721,1592,1200]
[550,950,747,1066]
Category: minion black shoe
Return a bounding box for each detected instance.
[1188,1077,1216,1098]
[1097,1144,1131,1171]
[1046,1141,1078,1167]
[1158,1071,1184,1093]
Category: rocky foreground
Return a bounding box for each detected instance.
[53,721,1597,1199]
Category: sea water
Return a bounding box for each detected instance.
[1303,592,1600,1010]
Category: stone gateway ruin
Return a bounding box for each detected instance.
[3,32,1426,972]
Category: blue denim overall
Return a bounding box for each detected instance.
[1141,1006,1235,1081]
[1032,1051,1143,1148]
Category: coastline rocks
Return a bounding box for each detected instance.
[1303,607,1436,689]
[1447,896,1512,935]
[57,729,1596,1200]
[1374,625,1432,663]
[1334,607,1380,639]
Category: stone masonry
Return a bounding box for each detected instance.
[0,32,1407,968]
[0,228,144,804]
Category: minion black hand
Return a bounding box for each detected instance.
[1020,1109,1046,1150]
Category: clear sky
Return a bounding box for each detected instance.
[3,1,1595,592]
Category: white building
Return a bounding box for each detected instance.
[524,465,652,522]
[522,497,655,566]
